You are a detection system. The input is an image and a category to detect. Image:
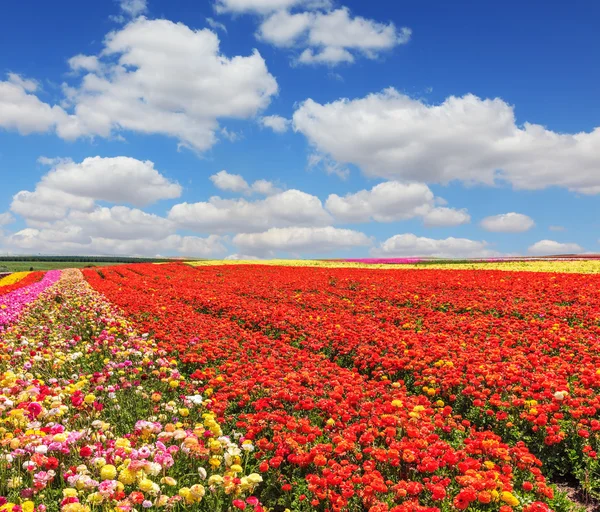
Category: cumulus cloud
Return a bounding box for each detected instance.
[111,0,148,22]
[422,207,471,228]
[0,19,278,152]
[225,253,261,260]
[0,212,15,226]
[169,189,331,233]
[64,207,174,241]
[258,7,410,65]
[209,170,280,195]
[372,233,500,258]
[528,240,583,256]
[293,88,600,194]
[325,181,470,227]
[3,228,226,258]
[119,0,148,17]
[259,114,291,133]
[10,157,181,225]
[68,55,101,73]
[480,212,535,233]
[233,226,371,256]
[215,0,331,14]
[0,74,70,135]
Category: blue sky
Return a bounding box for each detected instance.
[0,0,598,259]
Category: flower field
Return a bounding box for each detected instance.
[1,262,600,511]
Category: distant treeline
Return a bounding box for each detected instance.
[0,256,177,263]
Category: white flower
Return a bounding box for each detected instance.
[198,467,207,480]
[554,390,568,401]
[186,395,203,405]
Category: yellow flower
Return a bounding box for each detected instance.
[161,476,177,486]
[53,433,68,443]
[118,469,137,485]
[100,464,117,480]
[178,408,190,417]
[230,464,243,473]
[500,491,519,506]
[115,438,131,449]
[84,394,96,404]
[87,492,104,505]
[207,475,224,486]
[21,502,34,512]
[138,478,156,492]
[391,400,403,407]
[63,488,78,497]
[247,473,263,485]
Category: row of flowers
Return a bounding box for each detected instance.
[0,271,60,330]
[84,263,574,511]
[0,272,45,297]
[0,268,264,511]
[190,260,600,273]
[0,272,32,289]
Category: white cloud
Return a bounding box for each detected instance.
[224,253,260,260]
[169,189,331,233]
[293,88,600,194]
[233,226,371,256]
[325,181,470,227]
[298,47,354,65]
[372,233,499,258]
[3,201,226,258]
[209,170,280,195]
[68,54,101,73]
[257,10,312,46]
[260,114,291,133]
[42,157,181,206]
[258,7,410,66]
[10,157,180,225]
[3,228,226,258]
[250,179,280,195]
[65,206,174,241]
[0,19,278,152]
[0,212,15,226]
[422,207,471,228]
[206,17,228,33]
[210,170,251,194]
[307,153,349,179]
[11,189,96,224]
[11,156,181,225]
[6,73,38,92]
[480,212,535,233]
[178,235,227,258]
[0,74,69,135]
[119,0,148,18]
[326,182,432,223]
[528,240,583,256]
[215,0,331,14]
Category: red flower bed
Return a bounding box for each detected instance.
[83,263,600,510]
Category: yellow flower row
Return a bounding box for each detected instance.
[188,259,600,274]
[0,271,31,287]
